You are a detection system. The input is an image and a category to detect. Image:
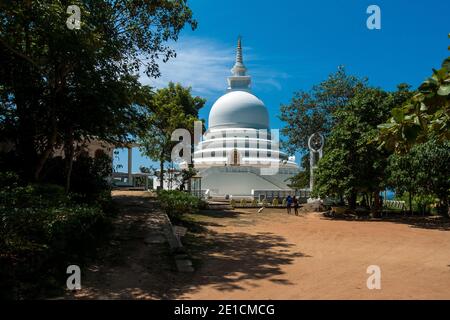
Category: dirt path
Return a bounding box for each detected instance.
[179,209,450,300]
[68,192,450,299]
[68,191,178,299]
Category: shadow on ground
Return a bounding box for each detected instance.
[321,212,450,231]
[68,193,307,300]
[194,209,241,219]
[167,230,308,298]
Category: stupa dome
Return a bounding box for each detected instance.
[209,90,269,129]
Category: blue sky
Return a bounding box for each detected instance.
[115,0,450,172]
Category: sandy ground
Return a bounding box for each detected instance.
[70,192,450,300]
[180,209,450,300]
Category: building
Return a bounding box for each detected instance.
[191,38,300,197]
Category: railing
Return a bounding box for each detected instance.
[383,200,407,211]
[189,189,207,199]
[252,189,311,202]
[111,172,152,190]
[206,166,299,175]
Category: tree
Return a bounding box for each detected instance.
[280,67,367,193]
[181,167,198,192]
[280,66,367,154]
[377,43,450,152]
[314,86,412,209]
[386,149,419,214]
[138,82,205,189]
[387,140,450,216]
[0,0,197,188]
[287,154,310,190]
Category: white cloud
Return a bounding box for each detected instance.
[139,37,288,98]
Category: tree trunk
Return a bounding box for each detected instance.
[159,158,164,189]
[187,164,193,192]
[339,194,344,206]
[444,197,450,218]
[16,111,37,180]
[167,163,173,190]
[34,58,61,182]
[373,191,381,210]
[34,126,57,181]
[447,205,450,219]
[408,192,413,216]
[362,193,368,208]
[64,131,75,193]
[348,191,357,209]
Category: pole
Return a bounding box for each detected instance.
[127,147,132,186]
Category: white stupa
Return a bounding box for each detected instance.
[192,38,299,197]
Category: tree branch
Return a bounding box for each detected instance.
[0,37,40,70]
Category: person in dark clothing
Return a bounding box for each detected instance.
[293,196,299,216]
[286,195,293,214]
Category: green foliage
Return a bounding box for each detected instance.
[240,199,247,207]
[314,86,412,207]
[0,0,200,299]
[0,171,21,188]
[414,194,438,215]
[387,139,450,215]
[287,155,310,189]
[272,198,279,206]
[181,167,198,191]
[280,66,367,154]
[386,151,419,195]
[377,47,450,152]
[396,192,438,215]
[133,175,151,188]
[0,174,110,299]
[0,0,196,181]
[138,82,205,188]
[157,190,203,219]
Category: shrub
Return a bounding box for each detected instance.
[251,199,258,207]
[230,199,236,207]
[240,199,247,207]
[157,190,201,219]
[414,194,437,215]
[0,173,111,299]
[0,171,21,188]
[272,198,279,207]
[198,199,208,210]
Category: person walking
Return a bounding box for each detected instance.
[293,196,299,216]
[286,195,293,214]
